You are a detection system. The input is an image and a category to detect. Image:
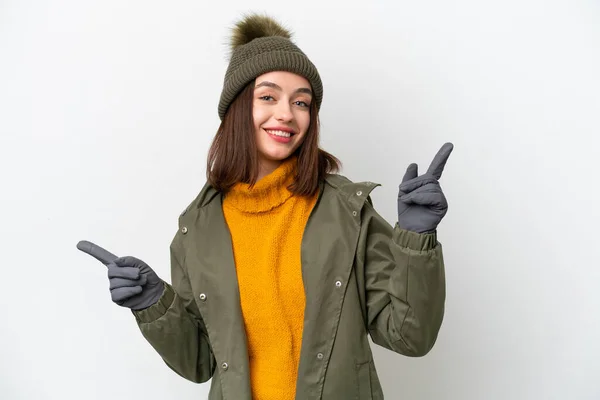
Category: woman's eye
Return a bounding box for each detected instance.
[294,100,310,108]
[259,95,274,101]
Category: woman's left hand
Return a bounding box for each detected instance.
[397,142,454,233]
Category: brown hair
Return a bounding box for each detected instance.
[207,80,341,197]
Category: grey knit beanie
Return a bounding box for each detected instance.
[218,13,323,120]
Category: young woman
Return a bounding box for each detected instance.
[78,13,453,400]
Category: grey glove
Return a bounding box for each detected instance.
[76,240,164,311]
[397,143,453,233]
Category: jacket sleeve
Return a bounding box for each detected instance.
[359,201,446,357]
[132,240,216,383]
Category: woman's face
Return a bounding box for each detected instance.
[252,71,312,178]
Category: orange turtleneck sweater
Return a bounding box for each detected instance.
[222,157,318,400]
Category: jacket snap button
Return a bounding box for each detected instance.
[352,211,357,216]
[221,362,229,370]
[317,353,324,360]
[181,226,188,234]
[199,293,207,301]
[356,191,362,196]
[335,280,342,288]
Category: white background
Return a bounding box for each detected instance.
[1,0,599,399]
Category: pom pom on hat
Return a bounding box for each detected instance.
[230,13,293,51]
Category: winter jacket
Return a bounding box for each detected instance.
[132,173,446,399]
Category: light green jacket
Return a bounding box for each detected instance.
[133,174,446,399]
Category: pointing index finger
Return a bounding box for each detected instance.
[77,240,118,267]
[426,142,454,180]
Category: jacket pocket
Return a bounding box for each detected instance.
[356,361,372,399]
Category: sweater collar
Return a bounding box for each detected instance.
[224,157,297,213]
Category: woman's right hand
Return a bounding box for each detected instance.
[77,241,164,311]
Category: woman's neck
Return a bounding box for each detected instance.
[257,158,284,181]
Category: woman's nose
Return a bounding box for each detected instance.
[275,102,293,122]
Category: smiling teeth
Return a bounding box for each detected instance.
[266,130,291,138]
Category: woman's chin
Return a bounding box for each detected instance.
[260,149,295,162]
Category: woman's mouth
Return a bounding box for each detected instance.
[264,129,294,138]
[264,128,295,143]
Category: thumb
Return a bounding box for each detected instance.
[402,163,418,184]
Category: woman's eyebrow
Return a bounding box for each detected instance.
[255,81,281,91]
[295,88,313,96]
[255,81,312,96]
